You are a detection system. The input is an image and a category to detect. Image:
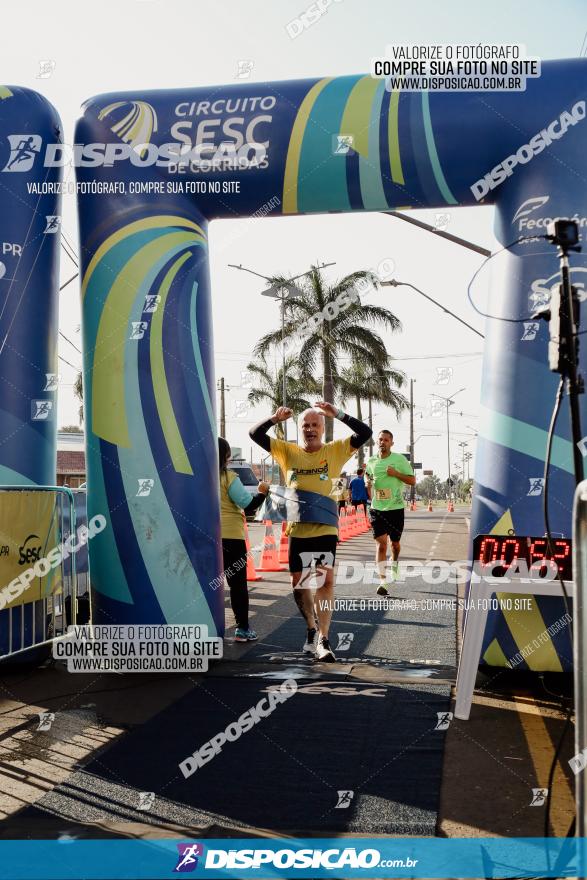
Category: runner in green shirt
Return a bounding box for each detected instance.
[365,429,416,595]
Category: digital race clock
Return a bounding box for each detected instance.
[472,534,573,581]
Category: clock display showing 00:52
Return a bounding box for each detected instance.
[472,535,573,581]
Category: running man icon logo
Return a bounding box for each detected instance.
[530,787,548,806]
[429,398,445,418]
[143,294,161,314]
[44,373,60,391]
[528,287,551,313]
[435,711,453,731]
[130,321,149,340]
[174,843,204,873]
[298,551,335,589]
[44,216,61,234]
[233,399,250,418]
[336,632,354,651]
[136,478,155,497]
[236,60,254,79]
[569,748,587,775]
[434,212,451,230]
[521,321,540,341]
[2,134,42,172]
[333,134,354,155]
[435,366,453,385]
[37,711,55,731]
[137,791,155,811]
[31,400,53,421]
[527,477,545,496]
[37,60,56,80]
[335,790,354,809]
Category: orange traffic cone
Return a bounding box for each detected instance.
[356,507,364,533]
[244,521,262,582]
[346,506,356,536]
[278,521,289,565]
[410,500,416,512]
[347,507,359,538]
[358,506,368,532]
[428,500,433,512]
[257,520,285,572]
[338,508,349,541]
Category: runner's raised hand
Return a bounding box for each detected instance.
[271,406,293,423]
[313,401,339,418]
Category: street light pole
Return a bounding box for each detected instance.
[278,291,289,440]
[380,280,485,339]
[432,388,465,501]
[446,402,451,499]
[217,377,227,438]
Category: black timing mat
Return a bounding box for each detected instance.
[9,676,451,836]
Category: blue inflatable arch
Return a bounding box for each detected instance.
[74,60,586,668]
[0,88,62,657]
[0,88,62,486]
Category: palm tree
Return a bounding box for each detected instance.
[254,265,403,440]
[245,355,319,440]
[338,360,409,467]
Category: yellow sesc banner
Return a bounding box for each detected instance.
[0,491,63,610]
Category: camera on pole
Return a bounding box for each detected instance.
[532,217,584,482]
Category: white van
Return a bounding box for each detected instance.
[228,458,260,499]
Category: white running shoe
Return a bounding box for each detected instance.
[315,636,336,663]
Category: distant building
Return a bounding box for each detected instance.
[57,432,85,487]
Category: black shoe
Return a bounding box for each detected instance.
[376,583,389,596]
[315,636,336,663]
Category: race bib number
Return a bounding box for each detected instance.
[375,488,391,501]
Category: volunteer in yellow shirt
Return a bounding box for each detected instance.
[219,437,269,643]
[333,472,350,512]
[249,401,371,662]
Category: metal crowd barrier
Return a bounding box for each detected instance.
[0,485,88,663]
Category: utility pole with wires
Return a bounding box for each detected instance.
[465,451,473,480]
[217,377,229,438]
[458,441,468,487]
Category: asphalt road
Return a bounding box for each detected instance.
[0,504,575,842]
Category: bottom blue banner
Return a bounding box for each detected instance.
[0,837,582,879]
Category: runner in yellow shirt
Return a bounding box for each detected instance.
[250,401,371,661]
